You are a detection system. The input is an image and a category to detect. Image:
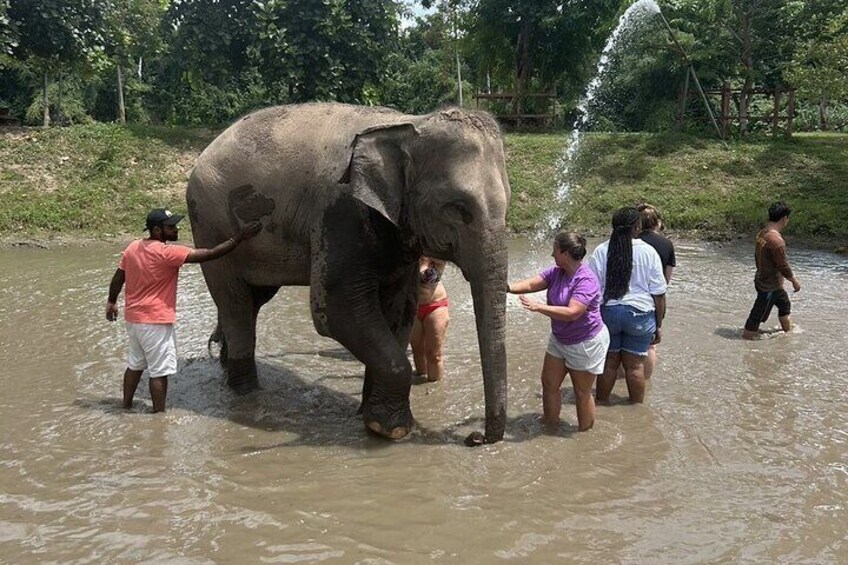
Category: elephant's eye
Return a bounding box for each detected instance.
[443,201,473,226]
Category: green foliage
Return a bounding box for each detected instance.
[502,133,562,230]
[2,0,848,134]
[0,0,17,58]
[23,74,93,125]
[8,0,104,71]
[252,0,401,103]
[1,126,847,243]
[585,7,684,132]
[0,123,215,235]
[563,132,848,240]
[376,9,464,112]
[466,0,622,103]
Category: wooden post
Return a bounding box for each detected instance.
[720,82,731,139]
[786,89,795,138]
[772,88,781,137]
[676,70,690,131]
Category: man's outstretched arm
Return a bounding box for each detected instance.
[185,221,262,263]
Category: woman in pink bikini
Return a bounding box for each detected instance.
[410,256,450,382]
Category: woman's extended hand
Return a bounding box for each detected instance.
[519,295,541,312]
[651,328,662,345]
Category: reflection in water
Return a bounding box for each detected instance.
[0,238,846,562]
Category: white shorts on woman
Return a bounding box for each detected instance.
[126,322,177,378]
[546,325,609,375]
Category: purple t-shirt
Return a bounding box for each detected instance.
[541,263,604,345]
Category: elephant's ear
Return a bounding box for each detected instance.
[339,123,418,226]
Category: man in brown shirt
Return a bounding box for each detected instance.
[743,202,802,339]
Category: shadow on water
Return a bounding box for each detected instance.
[262,347,357,362]
[715,326,786,340]
[75,356,572,448]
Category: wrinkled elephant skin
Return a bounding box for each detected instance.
[187,103,511,444]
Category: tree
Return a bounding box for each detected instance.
[670,0,847,133]
[0,0,17,60]
[466,0,622,115]
[253,0,401,103]
[377,10,464,112]
[785,10,848,130]
[99,0,167,123]
[151,0,261,123]
[8,0,104,125]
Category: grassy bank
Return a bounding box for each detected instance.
[2,124,847,244]
[506,131,848,243]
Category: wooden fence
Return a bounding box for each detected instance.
[677,80,796,138]
[472,92,557,127]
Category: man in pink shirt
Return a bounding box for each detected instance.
[106,208,261,412]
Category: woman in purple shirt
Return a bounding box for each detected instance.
[508,232,609,431]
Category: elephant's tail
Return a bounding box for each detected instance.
[207,319,228,365]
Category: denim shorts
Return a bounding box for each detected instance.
[601,304,656,357]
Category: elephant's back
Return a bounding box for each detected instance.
[188,103,412,240]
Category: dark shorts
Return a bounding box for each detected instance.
[744,289,791,331]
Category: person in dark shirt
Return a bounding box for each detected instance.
[637,203,675,282]
[636,203,674,380]
[742,201,801,340]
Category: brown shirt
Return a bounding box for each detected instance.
[754,228,794,292]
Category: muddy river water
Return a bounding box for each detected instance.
[1,237,846,563]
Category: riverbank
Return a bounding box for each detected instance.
[2,124,846,249]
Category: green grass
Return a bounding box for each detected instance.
[507,131,848,242]
[0,124,215,237]
[1,124,847,243]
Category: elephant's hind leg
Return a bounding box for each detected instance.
[204,263,278,393]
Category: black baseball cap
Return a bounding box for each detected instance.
[145,208,184,231]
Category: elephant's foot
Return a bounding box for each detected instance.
[464,410,507,447]
[362,399,414,440]
[227,357,259,393]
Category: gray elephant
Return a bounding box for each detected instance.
[186,103,510,444]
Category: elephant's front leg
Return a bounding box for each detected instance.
[359,266,419,414]
[325,271,417,440]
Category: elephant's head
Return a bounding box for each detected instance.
[341,108,510,444]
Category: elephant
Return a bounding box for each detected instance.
[186,103,510,444]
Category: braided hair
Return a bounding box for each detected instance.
[604,207,642,303]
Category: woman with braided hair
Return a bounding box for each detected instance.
[588,207,667,403]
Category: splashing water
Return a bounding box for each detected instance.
[540,0,661,237]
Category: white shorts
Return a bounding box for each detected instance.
[546,325,610,375]
[126,322,177,378]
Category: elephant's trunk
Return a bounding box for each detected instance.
[467,237,508,444]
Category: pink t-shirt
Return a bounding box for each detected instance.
[118,239,192,324]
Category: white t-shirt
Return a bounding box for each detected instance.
[588,238,667,312]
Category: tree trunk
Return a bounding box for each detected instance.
[57,72,63,125]
[42,71,50,128]
[818,98,829,130]
[514,17,533,122]
[117,64,126,124]
[738,10,754,136]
